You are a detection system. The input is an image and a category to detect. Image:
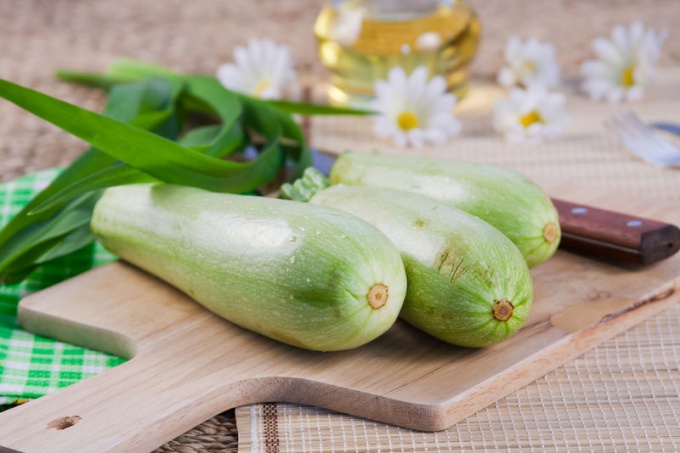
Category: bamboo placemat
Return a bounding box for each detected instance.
[0,1,679,451]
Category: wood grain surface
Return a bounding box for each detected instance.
[0,185,679,452]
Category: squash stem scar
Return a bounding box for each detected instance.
[543,222,559,244]
[367,283,389,309]
[493,299,514,321]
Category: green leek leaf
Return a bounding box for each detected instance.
[267,100,374,116]
[0,78,282,193]
[0,78,181,281]
[24,78,185,215]
[28,164,156,216]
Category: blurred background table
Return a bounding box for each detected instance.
[0,1,679,451]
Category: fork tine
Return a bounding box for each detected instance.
[605,111,680,166]
[604,114,653,162]
[617,113,656,157]
[623,111,680,162]
[607,113,669,165]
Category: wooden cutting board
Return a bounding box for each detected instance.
[1,185,680,453]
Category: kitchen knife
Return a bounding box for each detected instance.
[310,150,680,265]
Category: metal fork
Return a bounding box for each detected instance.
[604,111,680,167]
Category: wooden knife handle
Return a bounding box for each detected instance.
[552,198,680,265]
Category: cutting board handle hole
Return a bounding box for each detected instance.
[47,415,81,430]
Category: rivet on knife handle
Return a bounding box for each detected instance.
[552,198,680,265]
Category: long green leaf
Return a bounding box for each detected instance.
[1,237,68,285]
[0,150,112,246]
[238,94,312,177]
[0,78,182,280]
[267,100,375,116]
[55,58,179,90]
[57,60,217,117]
[181,76,245,157]
[1,224,96,285]
[58,60,313,171]
[0,78,283,192]
[26,78,186,215]
[35,224,96,265]
[59,61,316,172]
[0,192,99,263]
[54,70,126,91]
[0,192,100,280]
[28,164,157,215]
[106,58,179,81]
[180,124,245,158]
[179,124,224,148]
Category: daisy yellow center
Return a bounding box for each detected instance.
[520,110,543,128]
[621,65,635,87]
[522,61,537,73]
[397,111,420,131]
[253,80,272,97]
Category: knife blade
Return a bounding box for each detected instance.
[309,149,680,265]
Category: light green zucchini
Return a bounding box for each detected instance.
[90,184,407,351]
[308,184,533,348]
[329,151,560,268]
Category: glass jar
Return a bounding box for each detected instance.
[314,0,481,107]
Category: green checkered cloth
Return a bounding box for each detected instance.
[0,168,125,410]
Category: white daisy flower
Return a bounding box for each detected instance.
[216,39,296,100]
[497,36,561,89]
[580,22,667,102]
[370,66,461,148]
[493,86,569,143]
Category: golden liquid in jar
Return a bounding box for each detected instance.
[314,1,481,107]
